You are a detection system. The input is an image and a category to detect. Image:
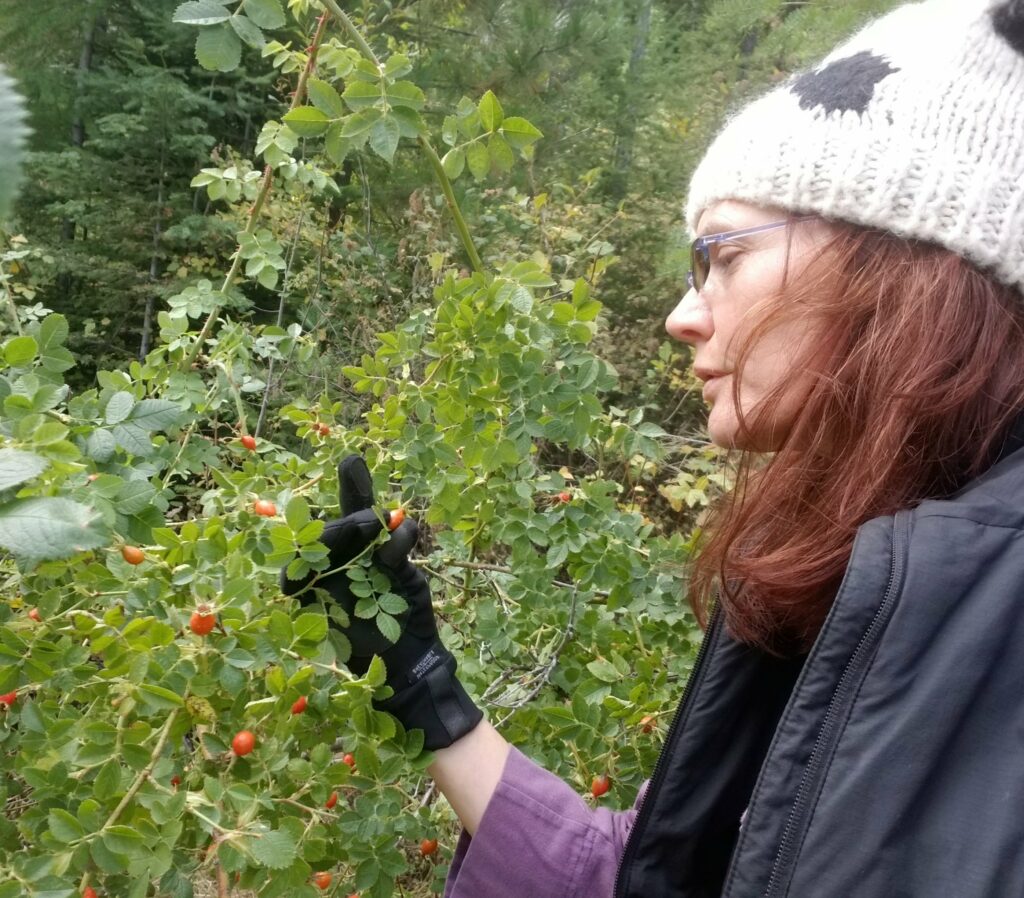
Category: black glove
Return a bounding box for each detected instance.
[280,455,483,751]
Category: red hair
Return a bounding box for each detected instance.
[689,220,1024,656]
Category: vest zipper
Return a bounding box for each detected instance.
[613,605,724,898]
[760,509,910,898]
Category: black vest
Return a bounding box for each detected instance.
[616,427,1024,897]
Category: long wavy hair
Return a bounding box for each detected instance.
[688,218,1024,656]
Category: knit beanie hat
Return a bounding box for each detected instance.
[685,0,1024,296]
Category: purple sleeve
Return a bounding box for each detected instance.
[443,744,651,898]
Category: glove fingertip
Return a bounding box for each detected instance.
[339,455,375,516]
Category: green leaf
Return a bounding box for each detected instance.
[137,683,185,711]
[377,593,408,615]
[114,481,156,515]
[93,759,122,801]
[325,121,354,164]
[285,496,309,531]
[0,497,108,565]
[111,422,154,457]
[376,612,400,643]
[365,655,386,687]
[343,81,383,111]
[0,448,48,491]
[488,133,514,172]
[383,53,412,79]
[478,90,504,131]
[441,148,465,180]
[105,392,135,425]
[243,0,286,29]
[499,116,543,150]
[586,658,621,683]
[103,825,145,855]
[37,314,74,372]
[172,1,231,25]
[283,106,330,138]
[0,66,29,220]
[195,24,242,72]
[229,14,266,48]
[369,115,400,163]
[4,334,37,366]
[386,81,425,110]
[48,808,86,843]
[247,829,297,869]
[293,613,327,643]
[466,141,490,180]
[307,78,346,118]
[128,398,182,432]
[340,108,381,144]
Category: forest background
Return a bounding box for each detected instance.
[0,1,901,896]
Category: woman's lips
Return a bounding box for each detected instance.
[702,374,726,402]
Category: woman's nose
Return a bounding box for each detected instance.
[665,288,713,345]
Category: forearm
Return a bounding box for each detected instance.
[427,718,511,836]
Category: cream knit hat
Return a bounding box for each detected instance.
[685,0,1024,295]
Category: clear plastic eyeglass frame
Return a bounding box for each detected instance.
[687,217,812,292]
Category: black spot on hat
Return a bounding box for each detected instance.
[792,50,900,115]
[993,0,1024,54]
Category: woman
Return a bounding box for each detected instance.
[284,0,1024,894]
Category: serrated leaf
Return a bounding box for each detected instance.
[129,398,182,432]
[173,1,231,25]
[195,24,242,72]
[247,829,297,869]
[284,496,309,531]
[499,116,543,150]
[325,121,354,164]
[293,612,327,643]
[4,334,36,366]
[307,77,346,118]
[103,825,145,855]
[365,655,386,687]
[0,448,48,491]
[466,141,490,180]
[343,80,383,111]
[376,611,400,643]
[114,481,156,515]
[48,808,86,843]
[243,0,285,29]
[369,115,400,163]
[283,106,329,138]
[377,592,408,615]
[36,313,74,372]
[386,81,425,110]
[105,391,135,425]
[488,133,514,172]
[586,657,620,683]
[137,683,185,711]
[85,429,116,463]
[340,108,381,145]
[229,14,265,48]
[111,422,153,457]
[478,90,504,131]
[441,147,465,180]
[93,759,122,801]
[0,497,108,565]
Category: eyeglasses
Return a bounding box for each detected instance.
[687,217,811,292]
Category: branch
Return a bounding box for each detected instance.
[181,13,330,372]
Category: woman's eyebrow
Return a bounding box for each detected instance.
[696,217,739,239]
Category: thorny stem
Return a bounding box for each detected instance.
[102,710,179,827]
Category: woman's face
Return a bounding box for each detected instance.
[666,200,835,451]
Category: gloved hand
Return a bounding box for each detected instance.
[280,455,483,751]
